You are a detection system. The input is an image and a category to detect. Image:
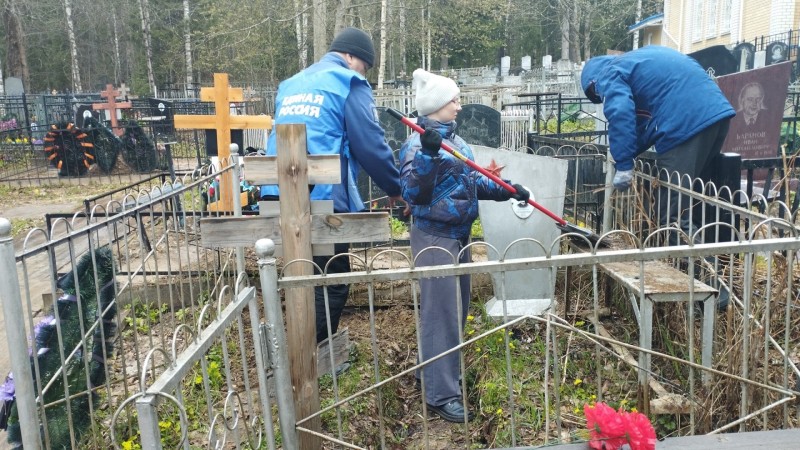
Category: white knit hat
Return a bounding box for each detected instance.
[413,69,460,116]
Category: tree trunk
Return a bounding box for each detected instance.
[334,0,350,33]
[138,0,157,96]
[313,0,326,62]
[64,0,82,92]
[2,0,30,90]
[377,0,388,88]
[569,1,580,62]
[112,12,122,85]
[582,6,592,61]
[559,7,569,61]
[398,0,406,78]
[183,0,194,96]
[294,0,308,69]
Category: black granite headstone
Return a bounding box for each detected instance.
[766,42,789,65]
[75,104,101,128]
[688,45,737,77]
[733,43,756,71]
[376,106,410,153]
[455,104,501,148]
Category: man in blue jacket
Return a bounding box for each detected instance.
[580,46,735,242]
[261,27,404,344]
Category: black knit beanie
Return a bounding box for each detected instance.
[329,27,375,68]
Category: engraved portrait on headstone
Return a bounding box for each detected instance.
[733,43,755,71]
[766,42,789,65]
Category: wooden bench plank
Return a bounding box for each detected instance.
[243,155,341,185]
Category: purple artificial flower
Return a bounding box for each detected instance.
[0,373,14,402]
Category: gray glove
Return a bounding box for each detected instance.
[613,169,633,191]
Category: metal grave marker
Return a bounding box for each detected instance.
[473,146,568,319]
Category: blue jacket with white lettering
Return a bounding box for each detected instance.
[399,117,512,239]
[260,53,401,212]
[580,45,735,171]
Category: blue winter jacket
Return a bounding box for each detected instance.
[260,53,401,212]
[399,117,511,239]
[580,45,735,171]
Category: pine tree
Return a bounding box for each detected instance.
[1,246,117,449]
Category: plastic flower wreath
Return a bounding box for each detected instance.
[584,402,656,450]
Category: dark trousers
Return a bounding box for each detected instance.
[314,243,351,344]
[656,118,731,245]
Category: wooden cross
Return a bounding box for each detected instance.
[174,73,272,212]
[199,124,391,449]
[92,84,132,137]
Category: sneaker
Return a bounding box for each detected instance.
[427,400,474,423]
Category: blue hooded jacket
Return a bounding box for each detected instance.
[399,117,511,239]
[580,45,735,171]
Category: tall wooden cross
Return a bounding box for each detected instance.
[92,84,132,137]
[199,124,391,449]
[174,73,272,212]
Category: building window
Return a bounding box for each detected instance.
[692,0,704,41]
[720,0,731,34]
[706,0,717,38]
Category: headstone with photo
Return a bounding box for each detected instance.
[456,104,501,148]
[75,104,101,128]
[733,43,755,72]
[766,42,789,65]
[473,146,568,319]
[717,62,793,193]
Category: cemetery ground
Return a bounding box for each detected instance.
[2,180,799,448]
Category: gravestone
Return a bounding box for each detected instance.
[376,106,409,153]
[145,98,175,137]
[719,62,792,158]
[733,43,755,71]
[456,104,501,148]
[754,51,766,69]
[3,77,24,96]
[75,104,101,128]
[473,146,568,319]
[542,55,553,69]
[688,45,737,77]
[766,42,789,65]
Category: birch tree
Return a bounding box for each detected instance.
[295,0,309,69]
[377,0,388,88]
[184,0,194,95]
[64,0,82,92]
[138,0,157,96]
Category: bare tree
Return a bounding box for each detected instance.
[64,0,82,92]
[183,0,194,96]
[295,0,309,69]
[313,0,326,61]
[138,0,157,95]
[334,0,350,32]
[377,0,388,88]
[112,11,122,85]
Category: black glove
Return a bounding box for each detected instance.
[510,184,530,202]
[419,128,442,157]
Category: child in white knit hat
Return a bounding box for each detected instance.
[398,68,530,423]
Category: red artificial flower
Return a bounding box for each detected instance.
[584,403,628,450]
[621,410,657,450]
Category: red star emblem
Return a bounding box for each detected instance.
[484,159,505,177]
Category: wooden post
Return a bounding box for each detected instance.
[173,73,272,212]
[276,123,321,449]
[92,84,132,137]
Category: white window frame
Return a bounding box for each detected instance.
[720,0,732,34]
[692,0,704,42]
[706,0,718,38]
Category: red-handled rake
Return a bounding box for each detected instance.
[387,108,601,245]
